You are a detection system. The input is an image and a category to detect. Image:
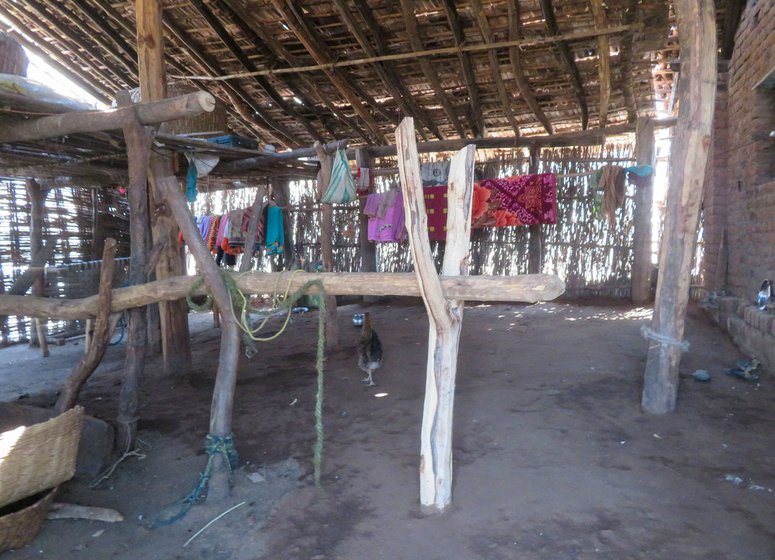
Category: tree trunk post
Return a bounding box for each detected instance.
[355,147,378,303]
[27,179,49,356]
[314,142,339,351]
[641,0,716,414]
[136,0,192,377]
[396,117,476,511]
[631,117,656,303]
[527,144,543,274]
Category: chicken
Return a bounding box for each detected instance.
[357,312,383,387]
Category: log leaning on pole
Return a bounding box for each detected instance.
[0,273,565,321]
[0,92,215,144]
[397,115,477,511]
[641,0,716,415]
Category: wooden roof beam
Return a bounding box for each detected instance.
[348,0,443,141]
[538,0,590,130]
[267,0,387,143]
[507,0,554,135]
[399,0,467,139]
[469,0,520,137]
[70,0,139,70]
[589,0,612,127]
[215,0,337,139]
[441,0,484,137]
[162,16,301,147]
[618,0,639,122]
[189,0,324,143]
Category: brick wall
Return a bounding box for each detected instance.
[704,0,775,300]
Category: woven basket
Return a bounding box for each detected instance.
[0,407,84,509]
[0,489,56,552]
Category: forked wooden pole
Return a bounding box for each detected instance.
[396,117,476,511]
[641,0,716,414]
[314,142,339,350]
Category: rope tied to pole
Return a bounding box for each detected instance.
[640,325,690,352]
[148,433,239,528]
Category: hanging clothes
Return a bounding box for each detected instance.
[265,206,285,255]
[421,161,450,187]
[596,166,626,227]
[477,174,557,226]
[423,186,448,241]
[365,191,405,243]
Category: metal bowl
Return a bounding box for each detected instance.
[353,313,365,327]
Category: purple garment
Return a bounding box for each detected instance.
[364,193,381,217]
[368,191,405,242]
[198,216,211,240]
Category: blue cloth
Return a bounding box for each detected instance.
[186,160,198,202]
[623,164,653,177]
[265,206,284,255]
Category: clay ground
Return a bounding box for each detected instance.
[1,300,774,559]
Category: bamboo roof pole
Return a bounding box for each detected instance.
[641,0,716,414]
[43,0,138,84]
[348,0,443,141]
[507,0,554,135]
[266,0,388,143]
[189,0,323,143]
[70,0,139,68]
[399,0,467,139]
[218,0,370,143]
[589,0,612,127]
[441,0,484,137]
[136,0,192,377]
[469,0,521,137]
[538,0,590,130]
[162,16,294,147]
[618,0,640,122]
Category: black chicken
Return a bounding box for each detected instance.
[357,312,383,386]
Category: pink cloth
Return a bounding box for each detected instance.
[215,215,229,248]
[364,193,381,217]
[478,174,557,225]
[367,191,405,242]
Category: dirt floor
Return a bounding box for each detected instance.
[2,299,774,559]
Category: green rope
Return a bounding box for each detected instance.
[148,433,239,528]
[186,271,327,488]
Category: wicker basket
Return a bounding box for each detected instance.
[0,489,56,552]
[0,407,84,509]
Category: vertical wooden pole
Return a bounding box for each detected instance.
[27,179,49,357]
[314,142,339,350]
[642,0,716,414]
[527,144,543,274]
[631,117,655,303]
[355,147,378,303]
[117,92,151,451]
[136,0,191,376]
[396,117,475,511]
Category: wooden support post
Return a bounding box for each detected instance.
[27,179,49,356]
[396,117,476,511]
[355,148,377,303]
[116,92,151,451]
[631,117,655,303]
[641,0,716,414]
[157,173,240,500]
[55,239,117,413]
[527,145,543,274]
[136,0,192,376]
[314,142,339,350]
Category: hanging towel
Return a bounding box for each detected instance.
[321,149,357,204]
[185,159,198,202]
[423,186,448,241]
[623,164,653,177]
[183,153,220,202]
[597,166,626,226]
[265,206,284,255]
[478,174,557,226]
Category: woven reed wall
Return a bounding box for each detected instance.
[0,179,130,343]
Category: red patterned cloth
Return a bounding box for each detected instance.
[477,174,557,226]
[423,186,448,241]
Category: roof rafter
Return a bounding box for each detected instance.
[399,0,467,139]
[469,0,521,137]
[441,0,484,137]
[189,0,324,143]
[589,0,612,127]
[507,0,554,134]
[345,0,443,141]
[267,0,387,143]
[538,0,590,130]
